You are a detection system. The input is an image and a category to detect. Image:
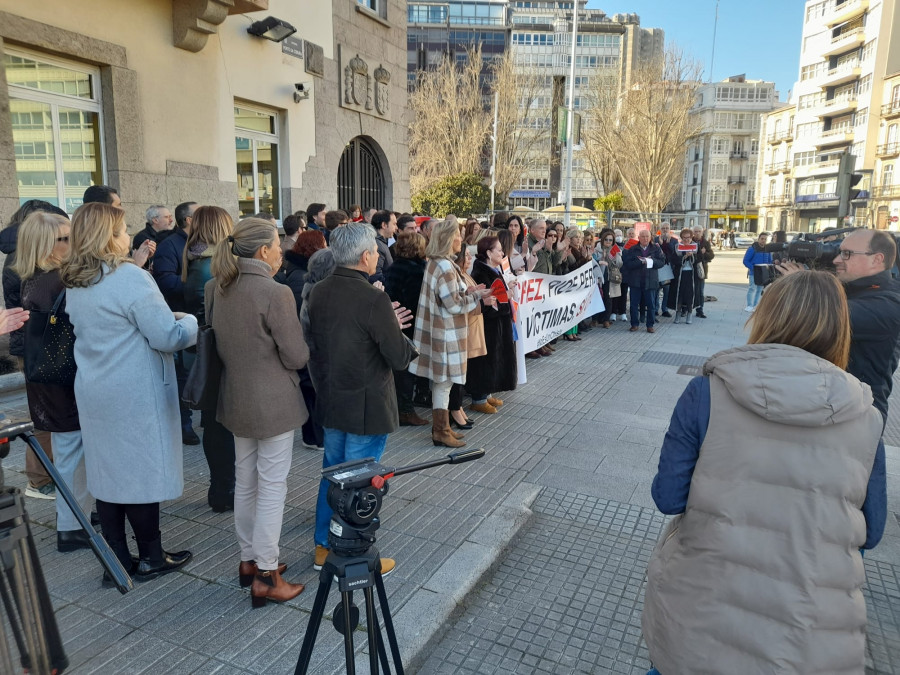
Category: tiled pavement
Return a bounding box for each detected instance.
[1,254,898,673]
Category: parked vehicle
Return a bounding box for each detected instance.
[733,232,755,248]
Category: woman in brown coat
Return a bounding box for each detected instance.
[207,217,309,607]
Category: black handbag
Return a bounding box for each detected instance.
[23,290,77,386]
[182,295,222,411]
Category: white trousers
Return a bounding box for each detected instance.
[50,431,90,531]
[233,430,294,570]
[431,379,453,409]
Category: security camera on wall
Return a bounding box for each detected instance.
[294,83,310,103]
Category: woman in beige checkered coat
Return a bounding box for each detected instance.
[409,220,488,447]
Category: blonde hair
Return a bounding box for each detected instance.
[425,219,459,259]
[15,211,69,280]
[747,270,850,369]
[181,206,234,281]
[210,217,277,292]
[59,203,129,288]
[566,227,582,240]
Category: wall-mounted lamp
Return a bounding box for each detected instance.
[247,16,297,42]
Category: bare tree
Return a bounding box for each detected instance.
[489,51,553,205]
[583,48,702,218]
[408,47,490,195]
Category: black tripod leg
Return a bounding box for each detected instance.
[294,569,334,675]
[0,571,28,668]
[341,590,357,675]
[363,586,380,675]
[374,572,404,675]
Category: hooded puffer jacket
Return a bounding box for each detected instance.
[643,344,883,675]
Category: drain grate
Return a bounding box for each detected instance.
[638,351,708,367]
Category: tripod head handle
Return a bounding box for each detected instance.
[385,448,485,482]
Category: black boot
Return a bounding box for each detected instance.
[102,538,137,588]
[134,534,192,582]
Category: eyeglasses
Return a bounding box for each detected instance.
[603,238,613,242]
[56,236,69,242]
[838,249,875,260]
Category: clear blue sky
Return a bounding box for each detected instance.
[590,0,806,101]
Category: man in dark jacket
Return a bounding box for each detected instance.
[623,229,666,332]
[151,201,198,444]
[306,223,417,573]
[779,229,900,420]
[834,230,900,420]
[152,201,197,312]
[691,226,715,318]
[370,209,396,284]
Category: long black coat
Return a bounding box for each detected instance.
[667,251,702,311]
[307,267,417,435]
[384,256,426,339]
[274,250,310,319]
[466,260,517,395]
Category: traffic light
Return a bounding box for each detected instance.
[837,151,864,219]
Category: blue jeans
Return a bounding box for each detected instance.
[647,669,662,675]
[314,428,388,547]
[747,277,763,307]
[629,286,657,327]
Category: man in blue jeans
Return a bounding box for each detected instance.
[306,223,417,573]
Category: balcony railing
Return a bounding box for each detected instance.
[761,194,793,207]
[730,150,748,160]
[726,202,744,210]
[882,101,900,118]
[822,61,860,83]
[727,175,747,184]
[830,26,865,45]
[764,161,791,173]
[823,91,858,109]
[876,142,900,157]
[871,185,900,199]
[767,129,794,143]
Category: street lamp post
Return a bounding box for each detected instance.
[563,1,579,229]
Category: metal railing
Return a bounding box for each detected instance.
[876,142,900,156]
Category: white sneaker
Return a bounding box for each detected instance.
[302,440,324,451]
[609,314,616,322]
[618,314,627,321]
[744,305,754,313]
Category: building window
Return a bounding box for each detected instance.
[235,104,280,218]
[357,0,386,20]
[883,164,894,187]
[4,49,105,213]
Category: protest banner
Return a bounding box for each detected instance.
[514,263,604,383]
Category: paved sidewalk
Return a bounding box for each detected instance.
[419,271,900,674]
[0,254,897,673]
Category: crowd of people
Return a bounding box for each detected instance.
[0,188,898,672]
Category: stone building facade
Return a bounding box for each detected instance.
[0,0,410,231]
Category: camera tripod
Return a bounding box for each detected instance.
[294,448,485,675]
[294,547,402,675]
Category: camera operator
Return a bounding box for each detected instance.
[777,229,900,420]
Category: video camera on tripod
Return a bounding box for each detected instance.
[295,448,486,675]
[753,226,858,287]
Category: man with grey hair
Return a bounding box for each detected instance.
[306,223,417,574]
[133,205,175,253]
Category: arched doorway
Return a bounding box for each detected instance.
[337,136,385,210]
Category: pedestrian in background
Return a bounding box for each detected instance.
[691,225,714,318]
[62,202,198,584]
[742,231,772,312]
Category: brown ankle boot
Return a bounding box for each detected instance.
[432,409,465,448]
[239,560,288,588]
[250,569,304,608]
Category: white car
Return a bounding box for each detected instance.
[733,232,755,248]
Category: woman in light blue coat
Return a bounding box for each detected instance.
[62,203,198,585]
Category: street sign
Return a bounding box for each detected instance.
[891,216,899,223]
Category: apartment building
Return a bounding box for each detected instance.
[680,76,779,233]
[406,0,663,210]
[758,104,798,232]
[872,71,900,228]
[2,0,411,229]
[765,0,900,233]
